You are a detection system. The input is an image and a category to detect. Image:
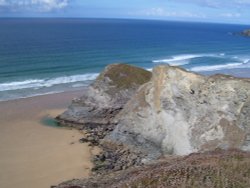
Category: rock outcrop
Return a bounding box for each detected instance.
[105,65,250,160]
[241,29,250,37]
[56,64,151,141]
[55,65,250,188]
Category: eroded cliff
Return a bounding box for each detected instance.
[106,65,250,159]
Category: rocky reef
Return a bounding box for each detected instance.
[55,64,250,187]
[241,29,250,37]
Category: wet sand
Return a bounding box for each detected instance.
[0,91,96,188]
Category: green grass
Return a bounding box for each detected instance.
[97,64,152,89]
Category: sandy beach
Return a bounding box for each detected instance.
[0,90,97,188]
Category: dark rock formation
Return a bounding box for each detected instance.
[56,149,250,188]
[241,29,250,37]
[56,63,151,135]
[56,64,152,173]
[105,65,250,161]
[91,144,145,174]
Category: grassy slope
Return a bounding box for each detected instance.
[58,149,250,188]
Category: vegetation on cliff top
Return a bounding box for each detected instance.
[96,64,152,89]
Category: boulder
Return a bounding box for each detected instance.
[56,64,152,130]
[105,65,250,159]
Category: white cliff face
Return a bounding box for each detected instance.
[106,65,250,157]
[160,111,193,155]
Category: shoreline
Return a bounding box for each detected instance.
[0,86,88,103]
[1,67,250,103]
[0,90,97,188]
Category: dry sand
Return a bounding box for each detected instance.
[0,91,97,188]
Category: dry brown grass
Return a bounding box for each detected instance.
[122,149,250,188]
[57,149,250,188]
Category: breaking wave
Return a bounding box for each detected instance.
[152,53,250,72]
[0,73,99,92]
[152,54,221,66]
[189,55,250,72]
[190,63,243,72]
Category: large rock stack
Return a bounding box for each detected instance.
[56,64,151,143]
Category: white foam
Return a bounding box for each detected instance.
[152,54,218,66]
[190,62,243,72]
[0,73,98,92]
[230,55,250,64]
[241,58,250,64]
[0,79,44,91]
[0,91,64,102]
[151,53,250,72]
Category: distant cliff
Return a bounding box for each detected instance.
[241,29,250,37]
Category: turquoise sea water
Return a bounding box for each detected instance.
[0,18,250,101]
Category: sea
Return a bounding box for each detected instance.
[0,18,250,101]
